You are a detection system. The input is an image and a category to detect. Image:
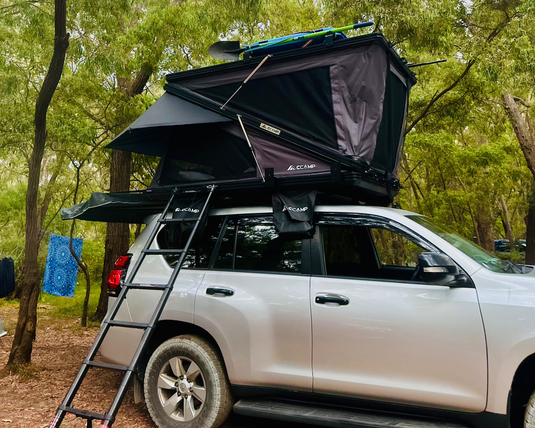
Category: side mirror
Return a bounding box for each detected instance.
[418,253,459,286]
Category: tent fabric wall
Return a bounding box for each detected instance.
[223,123,332,178]
[169,43,389,164]
[104,34,414,193]
[196,66,338,148]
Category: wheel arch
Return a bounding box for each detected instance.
[140,320,228,374]
[509,353,535,428]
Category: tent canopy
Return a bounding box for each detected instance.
[109,93,231,156]
[61,192,167,223]
[165,33,415,177]
[106,33,414,190]
[69,32,417,224]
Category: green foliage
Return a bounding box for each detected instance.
[38,283,101,326]
[1,0,535,316]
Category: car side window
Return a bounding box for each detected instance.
[370,228,426,268]
[214,216,302,273]
[321,220,430,282]
[156,216,224,269]
[235,217,302,273]
[321,225,375,277]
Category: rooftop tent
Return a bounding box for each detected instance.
[66,32,416,223]
[164,33,416,180]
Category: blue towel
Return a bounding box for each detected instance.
[42,234,83,298]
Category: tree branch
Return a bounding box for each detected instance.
[405,59,475,135]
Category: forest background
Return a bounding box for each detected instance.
[2,0,535,366]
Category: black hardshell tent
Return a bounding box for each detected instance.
[63,32,416,222]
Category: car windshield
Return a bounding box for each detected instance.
[408,215,525,274]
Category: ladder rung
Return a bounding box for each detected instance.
[143,249,185,255]
[85,361,130,371]
[123,283,168,290]
[159,217,200,223]
[106,320,151,329]
[59,405,109,422]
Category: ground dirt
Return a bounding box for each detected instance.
[0,305,312,428]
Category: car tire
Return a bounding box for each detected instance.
[144,335,233,428]
[526,390,535,427]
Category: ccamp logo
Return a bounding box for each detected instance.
[283,206,309,212]
[175,207,200,214]
[287,164,316,171]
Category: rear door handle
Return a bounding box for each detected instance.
[206,287,234,297]
[315,293,350,306]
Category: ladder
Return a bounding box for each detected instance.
[50,185,216,428]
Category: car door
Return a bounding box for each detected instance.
[310,215,488,412]
[194,215,313,391]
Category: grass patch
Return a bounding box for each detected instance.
[1,280,104,333]
[0,362,42,380]
[0,298,19,309]
[39,281,102,324]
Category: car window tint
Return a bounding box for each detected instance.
[370,228,426,268]
[322,225,375,277]
[214,220,236,269]
[235,217,302,273]
[321,222,428,282]
[156,216,223,269]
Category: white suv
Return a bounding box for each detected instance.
[101,204,535,428]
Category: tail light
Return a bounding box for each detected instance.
[107,254,132,297]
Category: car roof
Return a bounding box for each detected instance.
[208,205,421,218]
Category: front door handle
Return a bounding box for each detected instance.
[315,293,350,306]
[206,287,234,297]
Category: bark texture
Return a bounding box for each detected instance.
[526,200,535,265]
[92,150,131,321]
[503,93,535,262]
[5,0,69,369]
[475,209,495,252]
[499,194,516,249]
[92,62,155,322]
[503,94,535,176]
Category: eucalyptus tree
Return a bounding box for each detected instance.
[3,0,70,370]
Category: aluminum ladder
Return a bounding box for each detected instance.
[49,185,216,428]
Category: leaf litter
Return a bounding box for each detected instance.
[0,304,311,428]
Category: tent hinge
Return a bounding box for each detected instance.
[324,33,335,46]
[330,162,341,182]
[265,168,275,187]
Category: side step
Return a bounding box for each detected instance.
[233,399,469,428]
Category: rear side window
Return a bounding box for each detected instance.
[157,216,224,269]
[214,220,236,270]
[214,216,302,273]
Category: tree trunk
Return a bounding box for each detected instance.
[503,93,535,259]
[475,209,495,252]
[92,65,153,322]
[503,94,535,177]
[91,150,131,322]
[4,0,69,370]
[499,194,515,249]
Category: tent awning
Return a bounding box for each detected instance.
[61,192,168,223]
[107,93,231,156]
